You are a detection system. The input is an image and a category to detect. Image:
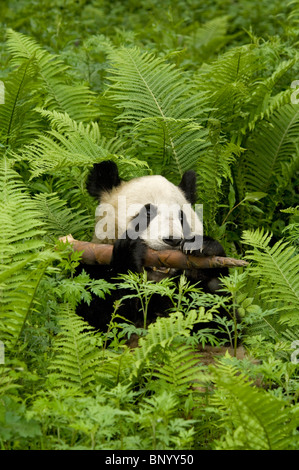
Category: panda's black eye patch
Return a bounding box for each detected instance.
[129,204,157,234]
[179,209,191,237]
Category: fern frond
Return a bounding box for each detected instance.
[132,310,203,380]
[0,57,41,152]
[0,159,44,262]
[48,304,101,391]
[132,116,209,177]
[19,109,147,181]
[186,16,230,63]
[0,366,21,397]
[212,361,299,450]
[243,104,299,199]
[282,206,299,245]
[17,110,111,178]
[107,46,209,178]
[33,192,93,240]
[197,44,263,129]
[153,343,203,392]
[196,141,240,232]
[6,29,68,79]
[97,348,136,389]
[247,58,296,131]
[0,159,55,348]
[6,29,97,122]
[242,228,299,325]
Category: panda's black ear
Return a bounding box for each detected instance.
[179,170,197,204]
[86,160,121,198]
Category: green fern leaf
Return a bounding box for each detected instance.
[247,58,296,131]
[153,343,203,392]
[97,348,136,389]
[212,362,299,450]
[48,304,101,391]
[186,16,230,63]
[242,228,299,325]
[33,192,93,240]
[6,29,98,122]
[132,310,204,380]
[17,109,110,178]
[197,44,263,130]
[244,104,299,196]
[0,57,41,153]
[107,46,209,178]
[0,159,55,348]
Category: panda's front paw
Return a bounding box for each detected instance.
[182,235,226,258]
[182,235,203,255]
[201,236,226,257]
[112,237,147,274]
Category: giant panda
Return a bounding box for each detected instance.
[76,160,228,332]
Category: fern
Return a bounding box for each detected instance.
[132,310,207,382]
[16,109,146,179]
[0,159,55,348]
[17,110,110,178]
[242,228,299,325]
[0,365,20,397]
[33,192,93,241]
[47,304,101,392]
[212,362,299,450]
[243,104,299,201]
[107,46,209,179]
[6,29,98,123]
[0,56,41,153]
[247,58,297,131]
[197,44,264,134]
[282,206,299,245]
[97,348,136,389]
[185,16,230,63]
[153,343,204,393]
[196,141,240,233]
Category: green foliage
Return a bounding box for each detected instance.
[0,0,298,451]
[0,158,55,349]
[242,228,299,326]
[47,304,102,392]
[6,29,98,123]
[152,343,203,392]
[107,46,210,179]
[211,361,299,450]
[242,104,299,219]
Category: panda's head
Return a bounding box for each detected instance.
[87,161,203,252]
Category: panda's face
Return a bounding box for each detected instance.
[93,174,203,252]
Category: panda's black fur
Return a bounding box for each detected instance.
[76,161,228,332]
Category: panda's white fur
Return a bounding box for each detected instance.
[92,174,203,251]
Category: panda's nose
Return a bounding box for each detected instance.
[163,237,183,248]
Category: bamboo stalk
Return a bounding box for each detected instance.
[59,234,248,269]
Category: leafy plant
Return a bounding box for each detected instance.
[242,228,299,326]
[211,361,299,450]
[106,46,210,180]
[47,304,102,392]
[0,158,55,349]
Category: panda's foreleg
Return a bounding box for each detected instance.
[201,236,226,258]
[182,235,226,258]
[111,235,147,274]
